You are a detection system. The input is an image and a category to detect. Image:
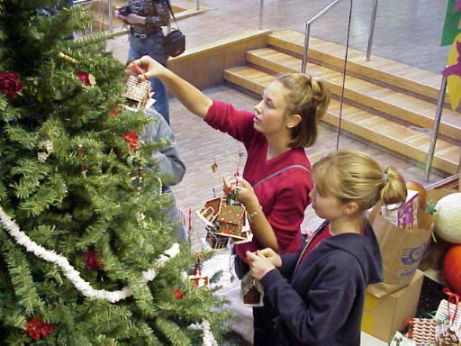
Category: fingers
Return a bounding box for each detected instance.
[126,56,154,78]
[222,177,233,195]
[236,176,249,186]
[246,250,266,262]
[258,248,276,257]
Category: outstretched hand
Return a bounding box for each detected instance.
[125,55,166,80]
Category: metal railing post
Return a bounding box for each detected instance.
[196,0,200,11]
[300,0,342,73]
[424,75,447,182]
[301,23,311,73]
[108,0,113,32]
[366,0,378,61]
[259,0,264,30]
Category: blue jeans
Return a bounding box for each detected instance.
[129,32,170,124]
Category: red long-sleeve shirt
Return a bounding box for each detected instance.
[205,100,313,259]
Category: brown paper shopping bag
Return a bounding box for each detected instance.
[367,207,434,298]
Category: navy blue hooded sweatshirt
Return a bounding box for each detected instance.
[260,223,383,345]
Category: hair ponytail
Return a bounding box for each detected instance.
[275,73,330,148]
[379,166,407,206]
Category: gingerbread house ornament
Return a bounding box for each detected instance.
[122,75,151,109]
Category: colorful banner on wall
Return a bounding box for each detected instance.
[441,0,461,46]
[442,33,461,110]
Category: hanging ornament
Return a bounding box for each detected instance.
[77,144,85,156]
[75,71,96,87]
[80,167,88,177]
[173,288,185,299]
[25,317,54,341]
[122,64,151,109]
[123,131,139,151]
[84,250,104,270]
[188,253,209,288]
[0,71,23,99]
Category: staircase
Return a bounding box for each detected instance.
[223,30,461,175]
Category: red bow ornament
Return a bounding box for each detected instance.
[25,317,54,341]
[123,131,139,151]
[0,71,23,99]
[84,250,104,270]
[174,288,185,299]
[75,71,96,87]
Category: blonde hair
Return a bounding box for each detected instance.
[275,73,330,148]
[313,150,407,211]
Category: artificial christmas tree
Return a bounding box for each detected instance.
[0,1,225,344]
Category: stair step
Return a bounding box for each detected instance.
[267,30,444,103]
[224,66,460,174]
[246,48,461,142]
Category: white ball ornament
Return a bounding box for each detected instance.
[434,193,461,244]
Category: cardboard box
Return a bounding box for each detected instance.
[381,189,419,228]
[361,269,424,343]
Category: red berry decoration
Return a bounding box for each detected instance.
[444,245,461,295]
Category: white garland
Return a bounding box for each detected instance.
[0,206,179,303]
[202,320,218,346]
[0,206,216,344]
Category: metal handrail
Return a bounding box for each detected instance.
[366,0,379,61]
[301,0,379,73]
[108,0,113,32]
[259,0,264,29]
[301,0,344,73]
[424,75,447,182]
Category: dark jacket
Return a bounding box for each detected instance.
[260,223,383,346]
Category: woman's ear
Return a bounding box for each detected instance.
[342,201,360,216]
[287,113,302,129]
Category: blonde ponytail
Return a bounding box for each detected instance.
[379,166,407,206]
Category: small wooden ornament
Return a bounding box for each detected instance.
[122,75,151,109]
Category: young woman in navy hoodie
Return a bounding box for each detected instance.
[246,150,407,345]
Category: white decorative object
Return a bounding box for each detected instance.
[37,140,54,163]
[202,320,218,346]
[435,193,461,243]
[0,205,179,303]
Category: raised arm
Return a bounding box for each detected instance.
[127,56,212,118]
